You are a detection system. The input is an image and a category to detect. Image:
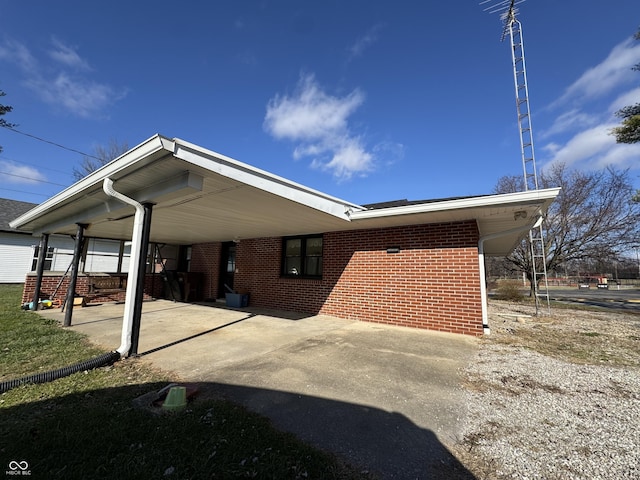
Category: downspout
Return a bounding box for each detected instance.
[0,178,142,393]
[478,215,543,335]
[103,178,145,357]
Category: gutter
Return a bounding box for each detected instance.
[478,215,543,335]
[102,178,145,357]
[9,134,168,231]
[349,188,561,221]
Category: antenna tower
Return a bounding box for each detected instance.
[482,0,550,314]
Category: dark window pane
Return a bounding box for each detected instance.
[306,237,322,256]
[285,239,301,256]
[305,256,322,276]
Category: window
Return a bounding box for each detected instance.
[31,246,54,271]
[282,235,323,278]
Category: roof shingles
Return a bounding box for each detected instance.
[0,198,37,232]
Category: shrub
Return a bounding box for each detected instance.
[495,280,525,301]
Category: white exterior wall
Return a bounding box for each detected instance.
[84,238,131,272]
[49,236,76,272]
[0,232,37,283]
[0,233,132,283]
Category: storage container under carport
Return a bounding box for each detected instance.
[225,293,249,308]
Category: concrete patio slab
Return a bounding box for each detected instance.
[41,300,478,479]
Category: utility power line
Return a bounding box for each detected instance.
[0,170,68,187]
[0,154,77,178]
[0,186,52,198]
[1,125,101,160]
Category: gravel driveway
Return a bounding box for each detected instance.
[451,300,640,479]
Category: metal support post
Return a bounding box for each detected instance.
[130,203,154,355]
[63,224,87,327]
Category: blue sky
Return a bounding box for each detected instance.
[0,0,639,206]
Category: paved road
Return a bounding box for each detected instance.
[547,288,640,312]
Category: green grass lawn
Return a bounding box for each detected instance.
[0,284,372,479]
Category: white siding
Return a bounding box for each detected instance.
[0,232,36,283]
[1,232,145,282]
[49,237,76,272]
[84,238,130,272]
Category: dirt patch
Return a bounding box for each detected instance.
[486,301,640,367]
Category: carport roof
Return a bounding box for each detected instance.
[10,134,559,255]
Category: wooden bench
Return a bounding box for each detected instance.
[86,276,128,302]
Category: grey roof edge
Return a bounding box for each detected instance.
[0,198,38,232]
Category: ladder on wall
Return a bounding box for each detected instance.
[503,3,550,314]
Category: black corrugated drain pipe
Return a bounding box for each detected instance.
[0,351,121,394]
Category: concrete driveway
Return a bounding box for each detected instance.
[42,300,478,479]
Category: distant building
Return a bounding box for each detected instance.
[0,198,41,283]
[0,198,130,284]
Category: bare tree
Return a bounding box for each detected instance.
[0,89,16,153]
[72,138,129,180]
[494,163,640,289]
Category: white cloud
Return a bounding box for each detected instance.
[593,142,640,170]
[0,38,38,73]
[608,86,640,114]
[542,122,640,172]
[0,37,126,118]
[0,160,48,184]
[347,24,384,61]
[310,136,374,179]
[539,35,640,178]
[541,142,561,156]
[539,108,599,138]
[265,73,364,141]
[49,37,91,71]
[544,125,611,168]
[28,72,126,119]
[553,36,640,107]
[265,73,384,180]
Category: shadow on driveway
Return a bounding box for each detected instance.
[37,300,479,478]
[1,380,476,479]
[197,381,476,479]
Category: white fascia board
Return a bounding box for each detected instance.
[171,138,365,220]
[349,188,561,221]
[27,171,205,236]
[9,135,170,230]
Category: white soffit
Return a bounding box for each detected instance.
[170,138,364,219]
[9,135,363,242]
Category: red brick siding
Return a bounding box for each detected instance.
[225,221,483,336]
[27,221,483,336]
[190,243,221,300]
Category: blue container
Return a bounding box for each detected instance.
[225,293,249,308]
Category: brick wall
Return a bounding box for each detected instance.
[190,242,221,300]
[226,221,483,336]
[32,221,483,336]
